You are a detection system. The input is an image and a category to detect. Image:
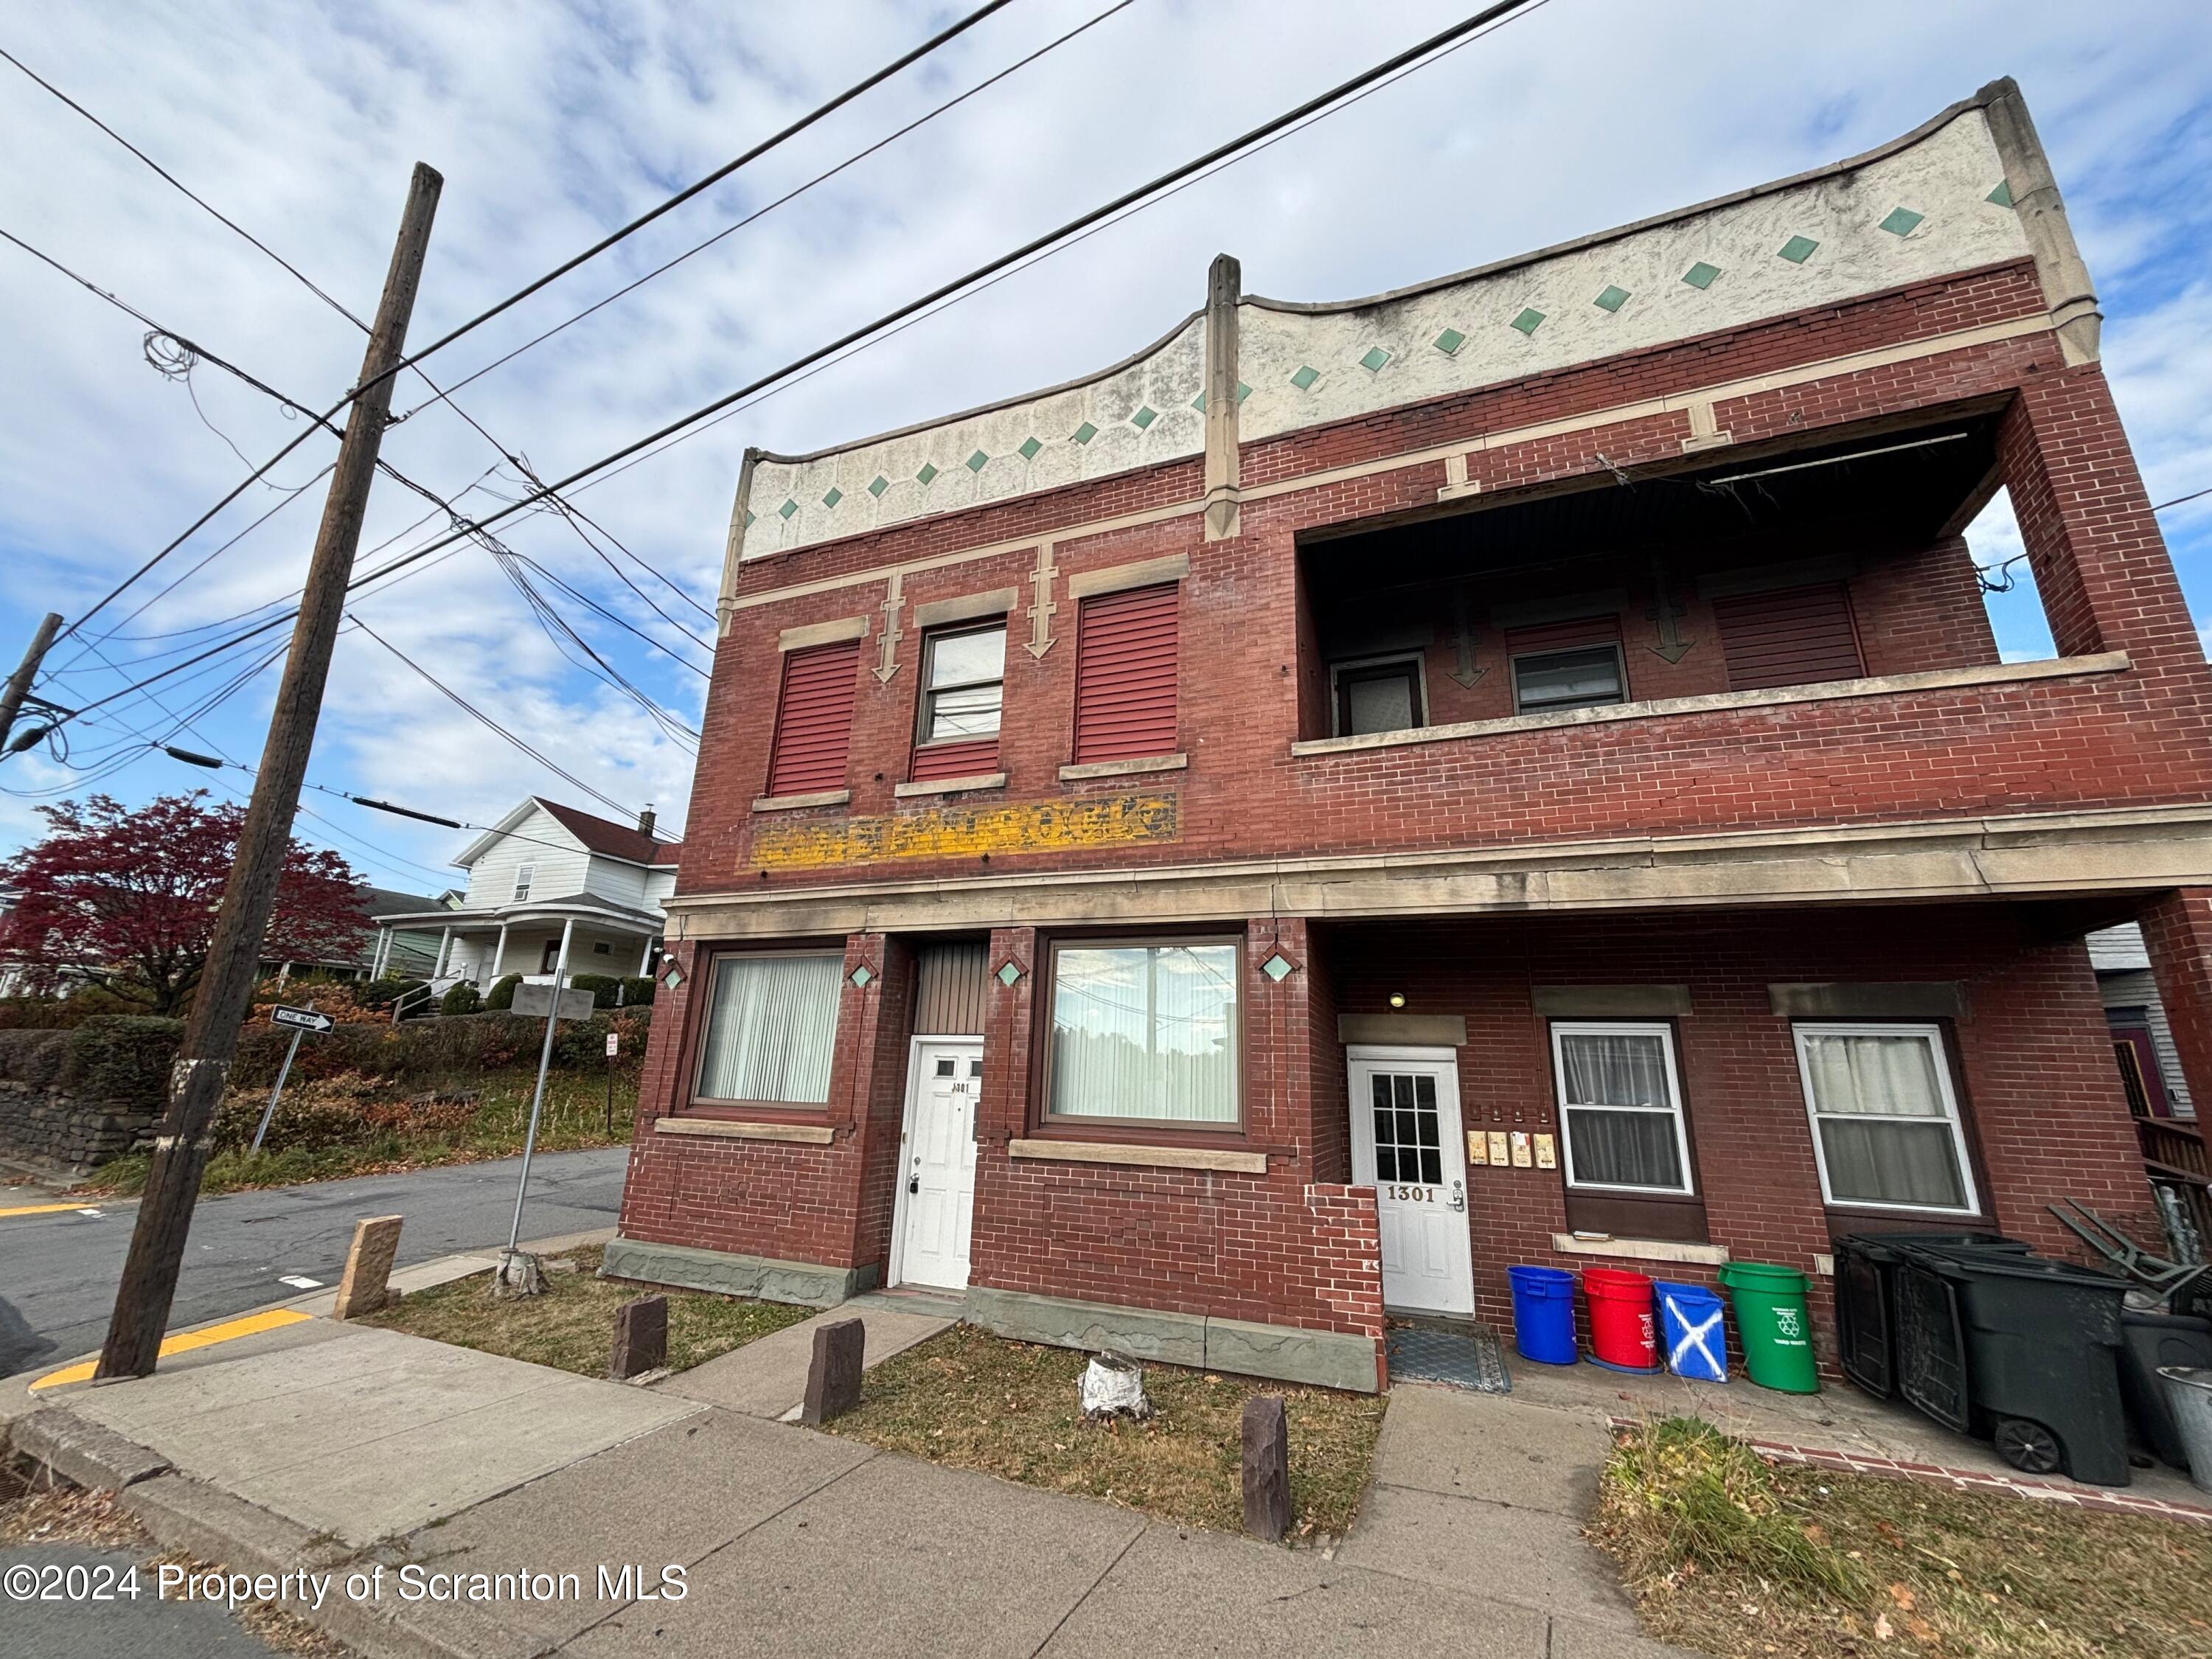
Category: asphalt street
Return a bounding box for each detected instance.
[0,1147,630,1379]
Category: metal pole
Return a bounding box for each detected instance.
[96,162,443,1381]
[605,1033,615,1137]
[506,915,574,1255]
[248,1027,305,1156]
[0,612,63,751]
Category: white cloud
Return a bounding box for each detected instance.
[4,0,2212,872]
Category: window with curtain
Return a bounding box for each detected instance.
[692,952,844,1106]
[1794,1023,1976,1212]
[1551,1022,1693,1194]
[1046,940,1239,1126]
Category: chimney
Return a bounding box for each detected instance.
[637,803,656,839]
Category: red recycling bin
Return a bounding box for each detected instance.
[1584,1267,1660,1372]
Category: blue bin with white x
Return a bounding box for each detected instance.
[1655,1279,1729,1382]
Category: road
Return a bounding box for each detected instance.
[0,1147,630,1379]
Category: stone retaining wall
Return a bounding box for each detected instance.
[0,1077,155,1172]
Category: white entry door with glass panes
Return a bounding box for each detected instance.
[894,1038,981,1290]
[1349,1048,1473,1316]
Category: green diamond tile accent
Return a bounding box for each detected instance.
[1778,234,1819,264]
[965,449,989,473]
[1879,206,1924,237]
[1433,327,1466,355]
[1130,406,1156,430]
[1986,180,2014,207]
[777,498,799,520]
[848,964,873,989]
[1190,392,1206,411]
[1290,365,1320,391]
[1261,952,1294,982]
[1682,262,1722,290]
[661,965,684,990]
[742,509,756,528]
[1509,307,1544,337]
[1018,437,1043,460]
[821,486,841,509]
[1594,285,1630,313]
[917,462,939,485]
[1358,346,1391,372]
[1237,380,1251,403]
[995,961,1023,987]
[1072,421,1098,445]
[867,475,888,498]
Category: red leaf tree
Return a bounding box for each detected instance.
[0,792,371,1015]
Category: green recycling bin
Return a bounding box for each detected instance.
[1719,1261,1820,1394]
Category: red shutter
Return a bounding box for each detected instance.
[765,640,859,796]
[1713,583,1864,692]
[1074,585,1178,764]
[910,737,998,782]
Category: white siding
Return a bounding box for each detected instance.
[643,868,677,913]
[2087,923,2151,973]
[584,855,651,908]
[460,805,590,909]
[2099,966,2196,1118]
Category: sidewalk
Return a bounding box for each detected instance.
[4,1289,1688,1657]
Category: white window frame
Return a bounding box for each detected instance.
[512,862,535,902]
[1549,1020,1694,1196]
[1328,651,1427,737]
[917,619,1007,747]
[1792,1020,1980,1216]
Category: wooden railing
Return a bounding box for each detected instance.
[2139,1115,2209,1179]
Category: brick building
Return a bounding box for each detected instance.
[608,80,2212,1391]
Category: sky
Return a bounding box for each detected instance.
[1,0,2209,894]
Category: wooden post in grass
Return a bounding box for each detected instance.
[1242,1395,1291,1541]
[610,1295,667,1380]
[332,1216,404,1321]
[800,1318,864,1426]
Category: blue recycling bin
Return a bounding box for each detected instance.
[1508,1265,1579,1365]
[1656,1279,1729,1382]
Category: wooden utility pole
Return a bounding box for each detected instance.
[96,163,443,1380]
[0,611,63,749]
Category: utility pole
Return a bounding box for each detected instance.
[0,612,63,748]
[97,163,442,1380]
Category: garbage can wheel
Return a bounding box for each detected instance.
[1992,1415,2064,1475]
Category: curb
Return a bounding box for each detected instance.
[10,1407,170,1491]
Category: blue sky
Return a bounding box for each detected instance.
[1,0,2208,891]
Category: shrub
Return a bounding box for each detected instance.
[355,976,417,1012]
[0,1027,69,1086]
[619,976,656,1007]
[484,974,523,1012]
[0,987,149,1029]
[60,1017,187,1115]
[569,973,622,1009]
[439,982,482,1017]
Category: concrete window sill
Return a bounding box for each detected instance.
[751,789,850,813]
[1010,1136,1266,1175]
[1550,1231,1731,1266]
[894,772,1006,799]
[1058,754,1188,782]
[1290,653,2132,758]
[657,1117,835,1145]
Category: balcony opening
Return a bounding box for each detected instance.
[1295,413,2023,742]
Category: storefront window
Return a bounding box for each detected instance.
[692,951,843,1105]
[1794,1023,1976,1212]
[1045,940,1239,1127]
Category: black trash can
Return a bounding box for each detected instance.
[1890,1240,2132,1487]
[2119,1307,2212,1470]
[1834,1233,2028,1401]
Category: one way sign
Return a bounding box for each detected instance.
[271,1005,335,1034]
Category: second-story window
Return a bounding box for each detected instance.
[912,621,1006,782]
[1506,616,1628,715]
[512,863,535,902]
[1333,653,1427,737]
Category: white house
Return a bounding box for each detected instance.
[369,799,681,990]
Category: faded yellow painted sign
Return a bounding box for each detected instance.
[751,792,1178,870]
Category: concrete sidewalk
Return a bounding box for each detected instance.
[3,1307,1686,1658]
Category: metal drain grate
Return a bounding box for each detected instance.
[1388,1324,1512,1394]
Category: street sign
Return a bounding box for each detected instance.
[271,1005,335,1034]
[253,1006,330,1155]
[511,983,595,1021]
[605,1032,619,1057]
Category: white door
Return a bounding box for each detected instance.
[893,1038,981,1291]
[1349,1047,1474,1316]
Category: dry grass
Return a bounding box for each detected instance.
[362,1244,811,1377]
[1591,1416,2212,1658]
[823,1324,1387,1541]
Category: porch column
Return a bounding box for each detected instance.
[490,923,510,985]
[637,935,657,976]
[370,928,391,979]
[434,927,453,978]
[2138,889,2212,1114]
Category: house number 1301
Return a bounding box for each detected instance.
[1388,1185,1433,1201]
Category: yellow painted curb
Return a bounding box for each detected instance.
[29,1308,313,1391]
[0,1200,100,1218]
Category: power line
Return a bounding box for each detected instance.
[394,0,1137,425]
[38,0,1546,737]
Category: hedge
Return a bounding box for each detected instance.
[620,976,656,1007]
[61,1017,187,1113]
[439,982,482,1017]
[569,973,622,1009]
[484,974,523,1012]
[227,1005,653,1089]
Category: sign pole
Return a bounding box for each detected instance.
[604,1029,618,1136]
[249,1028,305,1158]
[501,918,574,1288]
